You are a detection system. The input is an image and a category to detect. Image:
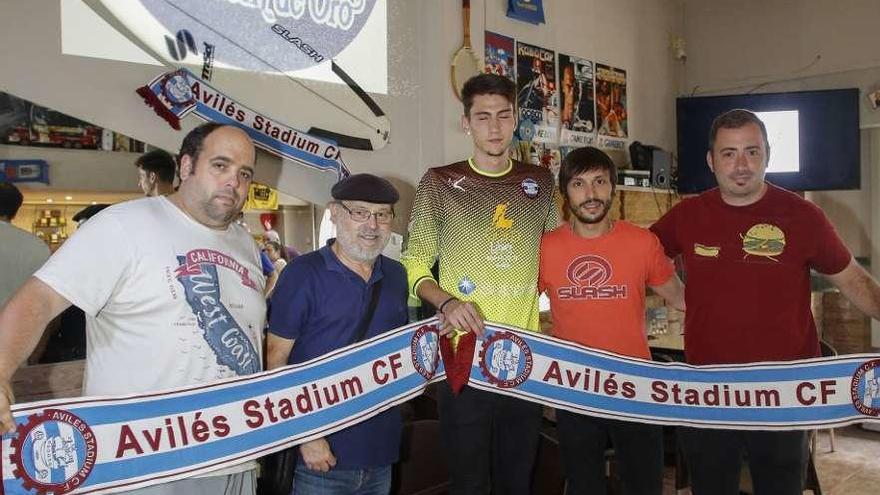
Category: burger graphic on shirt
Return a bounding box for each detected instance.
[740,223,786,261]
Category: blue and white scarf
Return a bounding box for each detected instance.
[2,320,877,494]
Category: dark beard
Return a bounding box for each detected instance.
[569,200,611,225]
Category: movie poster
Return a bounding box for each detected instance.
[537,145,561,179]
[595,63,628,149]
[513,141,561,182]
[557,54,596,147]
[516,41,558,144]
[484,31,515,82]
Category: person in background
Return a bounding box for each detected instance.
[235,213,278,297]
[265,229,300,261]
[0,182,53,364]
[261,249,279,296]
[651,108,880,495]
[267,174,407,495]
[0,123,265,495]
[0,182,50,310]
[136,148,176,197]
[265,240,288,273]
[264,240,288,298]
[539,147,684,495]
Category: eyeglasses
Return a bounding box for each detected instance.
[337,202,395,225]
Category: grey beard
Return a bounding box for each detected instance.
[336,228,389,263]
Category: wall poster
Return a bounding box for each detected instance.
[595,63,628,149]
[515,41,558,145]
[484,31,515,82]
[558,54,596,147]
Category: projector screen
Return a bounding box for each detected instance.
[676,89,861,193]
[61,0,388,95]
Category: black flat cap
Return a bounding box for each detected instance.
[331,173,399,204]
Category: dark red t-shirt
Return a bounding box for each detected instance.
[650,184,851,365]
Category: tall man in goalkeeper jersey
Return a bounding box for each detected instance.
[401,73,558,495]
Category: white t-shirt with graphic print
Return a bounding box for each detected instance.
[35,196,266,397]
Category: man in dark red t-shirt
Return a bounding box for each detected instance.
[651,109,880,495]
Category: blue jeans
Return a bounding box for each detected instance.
[292,465,391,495]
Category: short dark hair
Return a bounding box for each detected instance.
[708,108,770,153]
[179,122,225,168]
[135,149,177,184]
[461,73,516,116]
[265,240,289,262]
[0,182,24,220]
[559,147,618,200]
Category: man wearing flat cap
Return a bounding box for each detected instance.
[266,173,408,495]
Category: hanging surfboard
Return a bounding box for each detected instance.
[82,0,390,151]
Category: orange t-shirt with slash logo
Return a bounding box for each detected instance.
[539,221,674,359]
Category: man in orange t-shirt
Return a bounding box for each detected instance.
[539,147,684,495]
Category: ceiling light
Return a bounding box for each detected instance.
[65,196,73,201]
[46,198,54,203]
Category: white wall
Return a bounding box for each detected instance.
[0,145,142,192]
[681,0,880,118]
[2,0,684,224]
[681,0,880,258]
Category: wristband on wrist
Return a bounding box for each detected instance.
[438,296,457,314]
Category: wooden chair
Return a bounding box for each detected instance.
[810,340,837,454]
[802,339,839,495]
[532,431,566,495]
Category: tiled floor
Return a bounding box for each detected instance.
[661,425,880,495]
[812,425,880,495]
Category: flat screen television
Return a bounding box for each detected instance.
[676,88,860,193]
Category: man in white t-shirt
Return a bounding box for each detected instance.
[0,183,50,309]
[0,123,266,495]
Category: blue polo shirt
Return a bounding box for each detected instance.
[260,250,274,276]
[268,242,408,469]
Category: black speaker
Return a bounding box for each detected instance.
[651,150,672,189]
[628,141,658,171]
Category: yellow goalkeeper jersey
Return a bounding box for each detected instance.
[402,158,558,333]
